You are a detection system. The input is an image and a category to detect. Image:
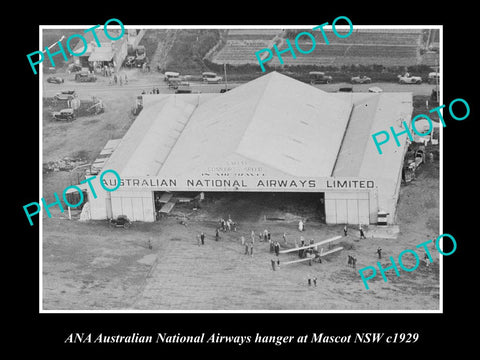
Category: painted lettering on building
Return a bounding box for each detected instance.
[109,177,376,191]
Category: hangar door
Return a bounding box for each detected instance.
[110,190,155,222]
[324,191,370,225]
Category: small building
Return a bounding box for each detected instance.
[72,28,127,73]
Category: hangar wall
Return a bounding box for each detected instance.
[324,190,377,225]
[110,189,155,222]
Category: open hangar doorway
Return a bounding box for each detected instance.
[156,191,326,224]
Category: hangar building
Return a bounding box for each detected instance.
[82,72,413,225]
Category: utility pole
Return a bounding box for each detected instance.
[223,63,228,91]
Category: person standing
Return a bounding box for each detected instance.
[343,225,348,236]
[241,236,245,246]
[359,225,366,239]
[251,230,255,243]
[376,247,382,259]
[298,220,304,232]
[283,232,287,245]
[274,241,280,257]
[244,242,249,255]
[313,277,317,287]
[423,253,430,267]
[249,242,254,257]
[215,228,220,241]
[200,232,205,245]
[271,258,276,271]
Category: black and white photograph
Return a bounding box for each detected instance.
[38,24,442,311]
[12,6,476,353]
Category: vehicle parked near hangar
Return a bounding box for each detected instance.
[428,72,440,84]
[397,73,422,84]
[47,76,64,84]
[52,108,75,121]
[309,71,332,84]
[54,90,76,101]
[351,75,371,84]
[75,72,97,82]
[202,72,222,84]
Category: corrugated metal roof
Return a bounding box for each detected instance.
[103,94,218,177]
[106,72,413,197]
[88,47,114,62]
[158,72,353,178]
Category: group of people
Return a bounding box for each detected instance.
[343,224,367,239]
[219,217,237,232]
[269,239,281,256]
[109,72,128,86]
[347,255,358,268]
[101,65,114,77]
[142,87,160,95]
[307,276,318,287]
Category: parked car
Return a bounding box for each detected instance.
[47,76,64,84]
[368,86,383,93]
[397,74,422,84]
[175,87,192,94]
[109,215,131,229]
[428,72,440,84]
[75,72,97,82]
[168,79,190,90]
[338,86,353,92]
[54,90,76,101]
[202,72,222,84]
[164,71,180,82]
[67,63,82,73]
[52,108,75,121]
[309,71,332,84]
[351,75,371,84]
[124,55,136,68]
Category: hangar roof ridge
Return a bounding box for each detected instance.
[235,72,353,177]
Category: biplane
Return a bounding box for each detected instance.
[278,235,343,266]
